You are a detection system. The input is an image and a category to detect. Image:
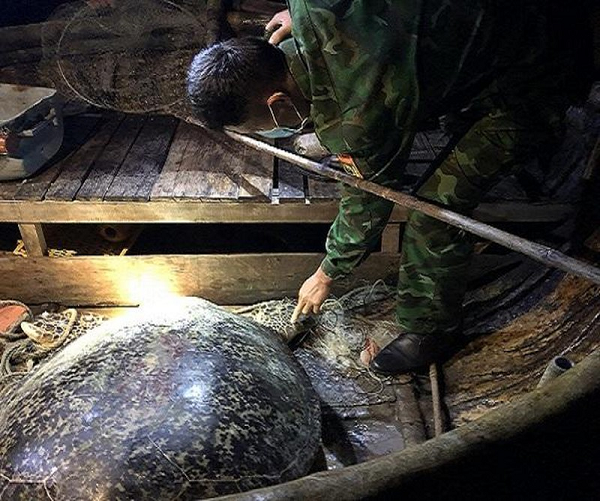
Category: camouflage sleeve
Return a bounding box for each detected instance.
[285,0,422,278]
[321,183,395,280]
[287,0,421,178]
[320,132,415,280]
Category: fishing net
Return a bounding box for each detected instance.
[235,281,398,375]
[41,0,220,117]
[0,309,106,385]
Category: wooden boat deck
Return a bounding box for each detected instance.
[0,113,569,222]
[0,112,574,305]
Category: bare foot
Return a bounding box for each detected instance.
[359,337,381,367]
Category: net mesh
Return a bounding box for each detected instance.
[235,281,398,374]
[0,309,106,399]
[0,284,399,400]
[41,0,214,116]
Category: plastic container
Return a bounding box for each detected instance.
[0,83,64,181]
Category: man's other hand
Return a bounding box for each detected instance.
[266,9,292,45]
[291,266,333,323]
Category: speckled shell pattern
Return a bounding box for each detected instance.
[0,298,321,500]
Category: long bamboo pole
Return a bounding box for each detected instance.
[185,120,600,286]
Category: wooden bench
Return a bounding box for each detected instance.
[0,113,572,306]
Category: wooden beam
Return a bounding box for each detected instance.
[0,200,344,223]
[381,223,401,254]
[0,253,400,306]
[44,118,124,201]
[0,200,573,224]
[17,223,47,256]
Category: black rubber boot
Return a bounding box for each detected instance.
[370,331,461,376]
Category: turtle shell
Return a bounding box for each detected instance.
[0,297,321,500]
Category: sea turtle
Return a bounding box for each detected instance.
[0,297,321,500]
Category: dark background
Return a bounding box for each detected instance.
[0,0,74,27]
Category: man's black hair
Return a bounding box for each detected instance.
[187,37,287,129]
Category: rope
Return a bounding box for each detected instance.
[21,308,78,351]
[0,309,105,382]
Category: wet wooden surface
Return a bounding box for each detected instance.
[445,267,600,427]
[0,110,583,229]
[0,113,449,206]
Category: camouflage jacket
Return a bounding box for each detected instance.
[280,0,584,278]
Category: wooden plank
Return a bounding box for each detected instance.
[0,253,400,306]
[381,223,401,254]
[423,129,450,156]
[9,114,102,201]
[0,178,23,201]
[188,171,239,199]
[44,117,124,201]
[0,24,44,76]
[171,126,239,200]
[104,116,178,201]
[0,23,44,52]
[277,160,306,202]
[77,116,146,201]
[0,200,573,224]
[150,121,197,200]
[56,304,279,316]
[17,223,47,256]
[307,178,340,201]
[410,132,437,162]
[152,124,272,201]
[237,147,274,201]
[79,306,138,319]
[0,200,347,223]
[404,161,431,179]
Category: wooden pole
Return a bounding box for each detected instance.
[429,363,444,437]
[210,127,600,286]
[17,223,47,257]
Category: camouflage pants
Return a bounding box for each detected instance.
[396,92,566,334]
[322,85,571,334]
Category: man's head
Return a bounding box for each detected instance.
[187,36,305,133]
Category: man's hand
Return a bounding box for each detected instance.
[266,9,292,45]
[291,266,333,324]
